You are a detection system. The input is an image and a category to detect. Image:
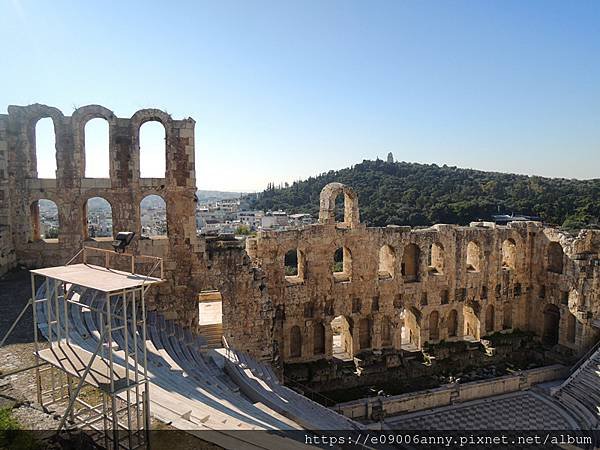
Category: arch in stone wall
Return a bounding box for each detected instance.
[83,118,110,178]
[130,109,172,180]
[447,309,458,337]
[72,104,115,178]
[332,246,352,281]
[83,196,114,240]
[318,182,360,227]
[428,242,444,274]
[403,307,422,348]
[429,310,440,341]
[378,244,396,279]
[547,242,564,274]
[502,238,517,270]
[30,198,59,242]
[358,318,372,350]
[14,104,64,179]
[139,121,167,178]
[284,248,305,281]
[542,304,560,345]
[140,194,168,237]
[331,315,353,358]
[402,243,420,282]
[289,325,302,358]
[34,118,58,179]
[466,241,482,272]
[566,312,576,344]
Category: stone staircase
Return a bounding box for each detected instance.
[552,343,600,428]
[198,323,223,348]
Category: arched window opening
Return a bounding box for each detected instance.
[547,242,564,274]
[502,302,512,330]
[139,121,166,178]
[330,190,357,225]
[402,244,420,282]
[334,193,345,222]
[84,197,113,239]
[140,195,167,238]
[542,304,560,345]
[566,313,576,344]
[485,304,495,333]
[30,199,59,242]
[378,245,395,279]
[332,247,352,281]
[466,241,481,272]
[429,311,440,341]
[358,318,372,350]
[428,242,444,274]
[313,322,325,355]
[381,316,392,347]
[289,325,302,358]
[402,307,421,350]
[284,248,305,281]
[35,117,57,179]
[447,309,458,337]
[331,316,353,360]
[84,118,110,178]
[502,239,517,270]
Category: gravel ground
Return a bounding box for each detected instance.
[0,269,62,434]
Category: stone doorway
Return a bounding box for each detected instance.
[331,316,353,360]
[542,304,560,346]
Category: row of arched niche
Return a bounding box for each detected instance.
[29,195,167,242]
[33,117,166,179]
[283,239,565,281]
[285,301,577,360]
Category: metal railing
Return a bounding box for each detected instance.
[66,246,164,280]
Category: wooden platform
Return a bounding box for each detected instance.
[36,344,142,393]
[31,263,163,293]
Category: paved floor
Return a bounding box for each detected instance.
[385,391,579,430]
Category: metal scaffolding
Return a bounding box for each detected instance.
[20,246,163,449]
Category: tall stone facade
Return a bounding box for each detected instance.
[0,103,599,371]
[0,104,272,360]
[245,183,600,365]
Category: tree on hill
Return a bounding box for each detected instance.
[245,160,600,230]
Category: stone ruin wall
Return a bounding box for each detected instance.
[1,104,599,368]
[245,183,600,364]
[0,104,273,360]
[0,114,15,274]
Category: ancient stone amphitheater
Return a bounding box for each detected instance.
[0,104,599,448]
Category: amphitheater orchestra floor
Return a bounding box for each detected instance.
[384,391,579,430]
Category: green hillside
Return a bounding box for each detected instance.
[245,159,600,229]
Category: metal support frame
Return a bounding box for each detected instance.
[0,246,162,450]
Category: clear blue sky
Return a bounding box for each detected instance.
[1,0,599,191]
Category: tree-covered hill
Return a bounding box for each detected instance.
[245,159,600,229]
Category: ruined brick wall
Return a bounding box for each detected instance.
[246,183,600,364]
[2,104,599,366]
[0,114,15,276]
[0,104,272,359]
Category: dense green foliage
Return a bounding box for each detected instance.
[247,159,600,229]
